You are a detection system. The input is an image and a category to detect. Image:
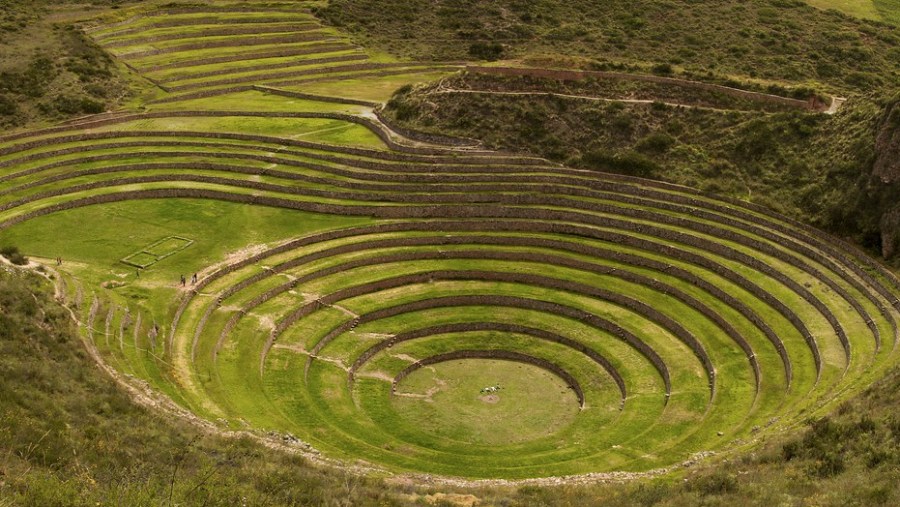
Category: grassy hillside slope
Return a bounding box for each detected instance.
[806,0,900,25]
[316,0,900,92]
[0,0,141,130]
[0,267,405,506]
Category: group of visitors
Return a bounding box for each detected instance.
[480,384,502,394]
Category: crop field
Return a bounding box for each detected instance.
[2,0,900,484]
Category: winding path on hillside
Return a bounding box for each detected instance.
[427,82,846,115]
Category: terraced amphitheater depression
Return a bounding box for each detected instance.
[3,0,900,484]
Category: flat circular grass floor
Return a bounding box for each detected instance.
[390,358,580,446]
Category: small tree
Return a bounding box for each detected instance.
[469,42,504,61]
[0,245,28,266]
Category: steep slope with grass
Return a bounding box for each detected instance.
[0,267,414,506]
[805,0,900,25]
[316,0,900,92]
[0,1,144,130]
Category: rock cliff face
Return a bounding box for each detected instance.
[873,100,900,184]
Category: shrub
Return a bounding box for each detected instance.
[778,415,887,477]
[393,83,413,96]
[580,150,659,177]
[84,83,107,98]
[49,95,104,115]
[468,42,504,61]
[888,416,900,441]
[65,60,113,81]
[782,441,800,461]
[0,56,56,98]
[385,96,419,122]
[630,482,670,505]
[0,94,17,116]
[845,71,881,88]
[811,451,845,477]
[636,132,676,154]
[685,471,739,496]
[0,245,28,266]
[610,112,634,134]
[651,63,674,75]
[546,24,588,41]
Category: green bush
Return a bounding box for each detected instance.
[0,245,28,265]
[636,132,676,154]
[0,56,56,98]
[385,96,419,122]
[468,41,504,61]
[0,93,17,116]
[580,150,660,177]
[48,94,104,115]
[393,83,414,96]
[630,482,670,505]
[651,63,674,75]
[811,451,845,477]
[685,470,739,496]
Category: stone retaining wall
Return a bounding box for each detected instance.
[4,168,854,365]
[2,186,822,378]
[252,85,378,107]
[352,322,627,401]
[120,32,335,59]
[143,43,357,72]
[282,292,672,397]
[102,23,321,49]
[168,62,444,92]
[93,16,317,40]
[161,53,368,83]
[188,224,792,386]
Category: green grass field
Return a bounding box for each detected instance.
[804,0,882,19]
[805,0,900,24]
[391,358,581,446]
[1,0,900,486]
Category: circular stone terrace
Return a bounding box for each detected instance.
[1,1,899,483]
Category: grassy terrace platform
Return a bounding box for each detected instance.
[2,0,899,483]
[84,2,462,102]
